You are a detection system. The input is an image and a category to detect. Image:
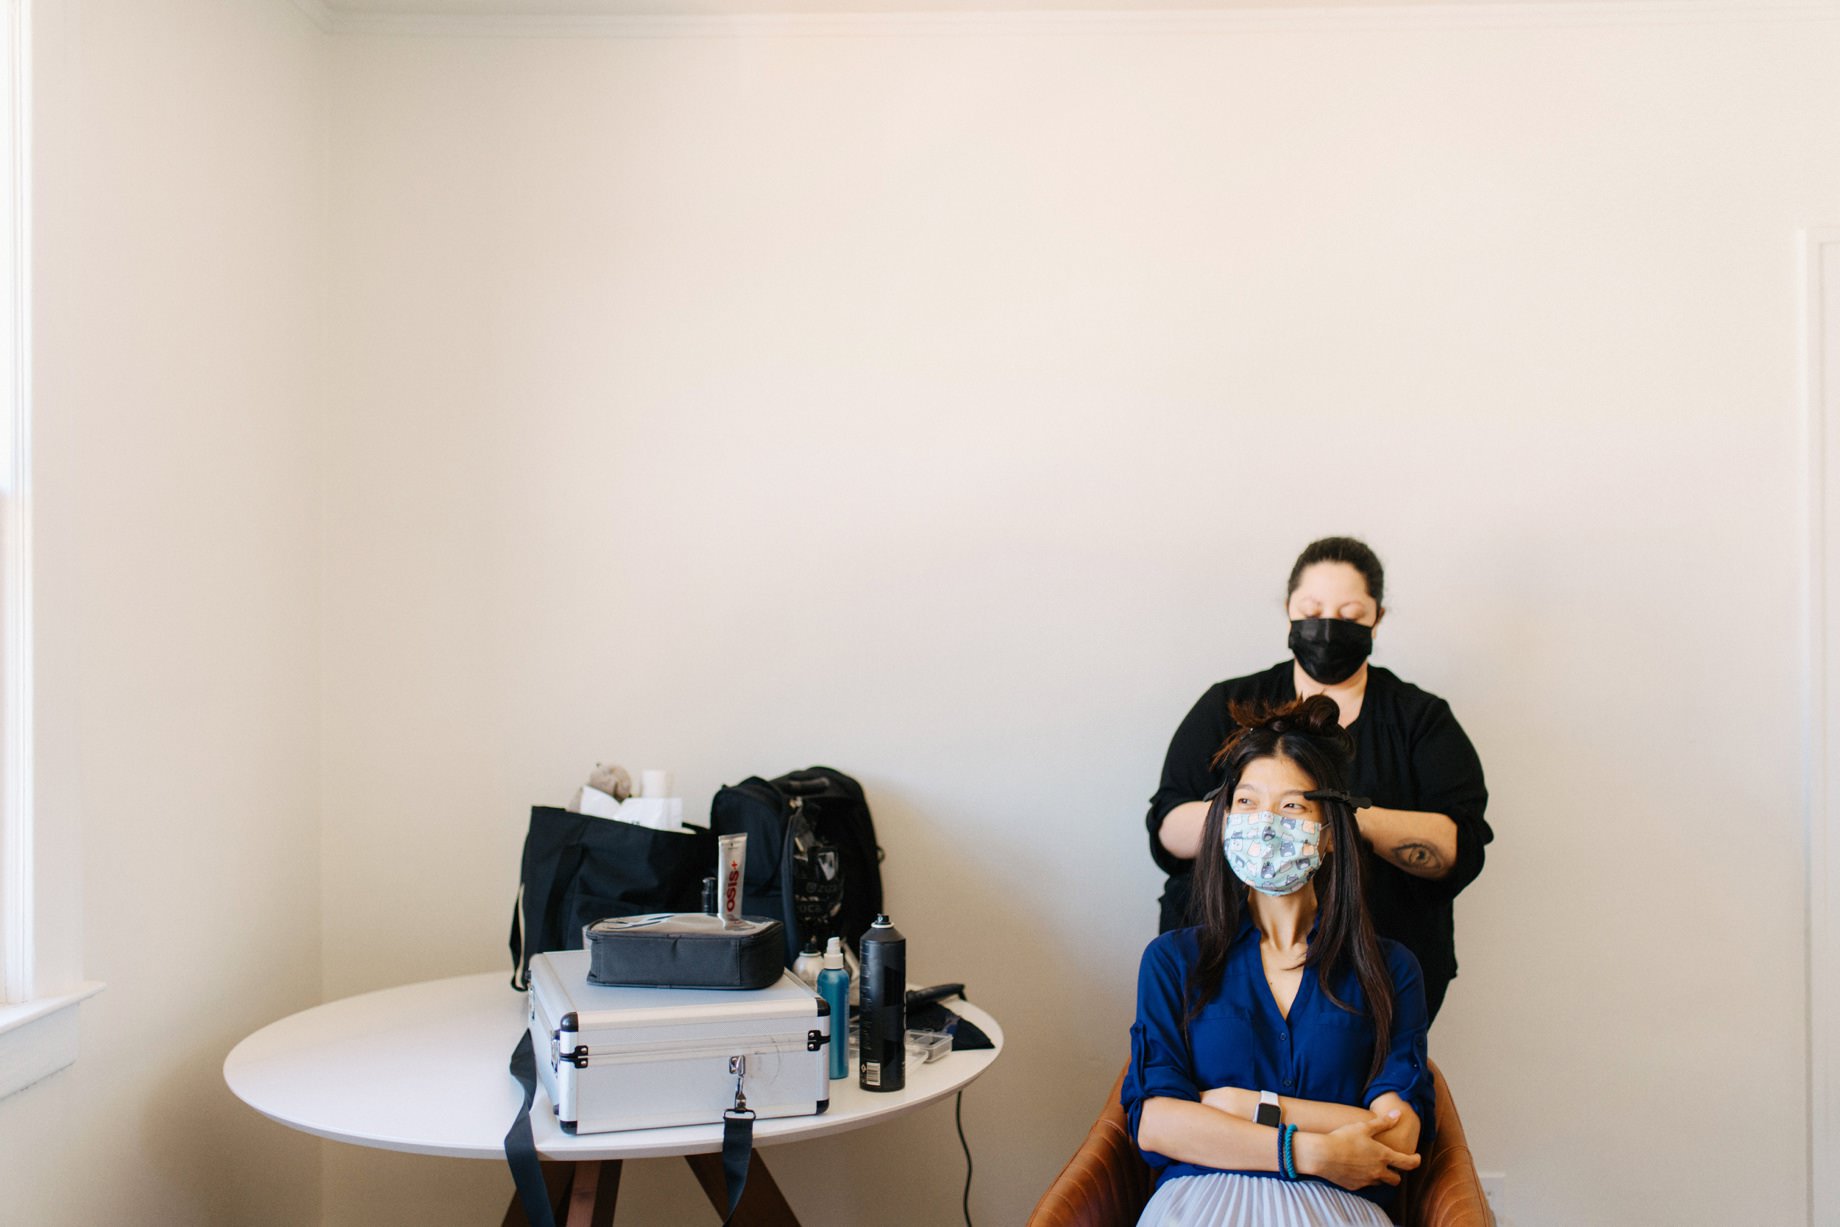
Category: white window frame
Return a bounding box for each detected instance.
[0,0,97,1103]
[1806,226,1840,1227]
[0,0,30,1012]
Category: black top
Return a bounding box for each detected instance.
[1147,662,1491,1020]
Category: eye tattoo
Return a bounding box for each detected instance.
[1391,841,1448,875]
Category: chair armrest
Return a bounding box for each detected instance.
[1399,1060,1493,1227]
[1027,1070,1155,1227]
[1026,1060,1491,1227]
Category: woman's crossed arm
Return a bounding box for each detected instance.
[1137,1096,1420,1192]
[1200,1086,1421,1157]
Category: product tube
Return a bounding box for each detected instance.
[718,833,746,928]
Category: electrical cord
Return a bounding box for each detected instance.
[955,1088,974,1227]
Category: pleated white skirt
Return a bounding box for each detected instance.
[1135,1173,1392,1227]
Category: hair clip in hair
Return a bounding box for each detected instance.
[1304,789,1371,810]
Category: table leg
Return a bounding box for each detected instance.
[565,1159,622,1227]
[501,1160,621,1227]
[501,1160,574,1227]
[684,1149,801,1226]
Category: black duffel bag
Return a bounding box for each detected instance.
[508,805,714,990]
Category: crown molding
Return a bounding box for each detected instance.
[315,0,1840,39]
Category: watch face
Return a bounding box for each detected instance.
[1255,1102,1282,1128]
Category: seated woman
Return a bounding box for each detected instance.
[1122,695,1435,1226]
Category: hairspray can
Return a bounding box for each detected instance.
[858,914,905,1092]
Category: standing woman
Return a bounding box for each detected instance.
[1147,537,1490,1021]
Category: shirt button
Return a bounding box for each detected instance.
[1282,1079,1293,1090]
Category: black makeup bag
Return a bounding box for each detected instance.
[583,912,786,990]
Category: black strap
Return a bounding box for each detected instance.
[511,826,588,992]
[506,1024,755,1227]
[719,1108,754,1225]
[506,1029,557,1227]
[509,894,527,991]
[777,810,802,963]
[537,833,590,963]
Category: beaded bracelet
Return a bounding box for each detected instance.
[1280,1123,1299,1180]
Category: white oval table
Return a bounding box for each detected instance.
[224,972,1002,1223]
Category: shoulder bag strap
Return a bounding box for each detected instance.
[505,1029,558,1227]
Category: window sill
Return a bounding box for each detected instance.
[0,981,103,1102]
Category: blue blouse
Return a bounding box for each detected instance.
[1121,921,1435,1211]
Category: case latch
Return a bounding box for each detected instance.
[729,1055,749,1113]
[549,1031,589,1068]
[807,1029,827,1052]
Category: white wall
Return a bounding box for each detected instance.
[0,1,328,1223]
[319,10,1840,1226]
[1,4,1828,1225]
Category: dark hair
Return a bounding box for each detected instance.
[1186,694,1395,1084]
[1287,537,1385,609]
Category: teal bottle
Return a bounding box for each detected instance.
[817,937,850,1082]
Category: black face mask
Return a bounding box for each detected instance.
[1288,618,1373,685]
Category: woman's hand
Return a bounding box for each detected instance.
[1366,1092,1420,1155]
[1293,1110,1422,1190]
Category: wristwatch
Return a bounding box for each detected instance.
[1255,1090,1282,1128]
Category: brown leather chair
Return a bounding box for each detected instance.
[1027,1061,1492,1227]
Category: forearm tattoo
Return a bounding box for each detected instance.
[1389,840,1449,877]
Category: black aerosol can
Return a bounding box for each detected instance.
[858,914,906,1092]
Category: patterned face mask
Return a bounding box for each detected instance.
[1223,810,1323,896]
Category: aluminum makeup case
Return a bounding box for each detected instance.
[525,948,831,1135]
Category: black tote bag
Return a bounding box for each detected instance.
[508,806,715,990]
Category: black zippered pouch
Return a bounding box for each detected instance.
[583,912,786,990]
